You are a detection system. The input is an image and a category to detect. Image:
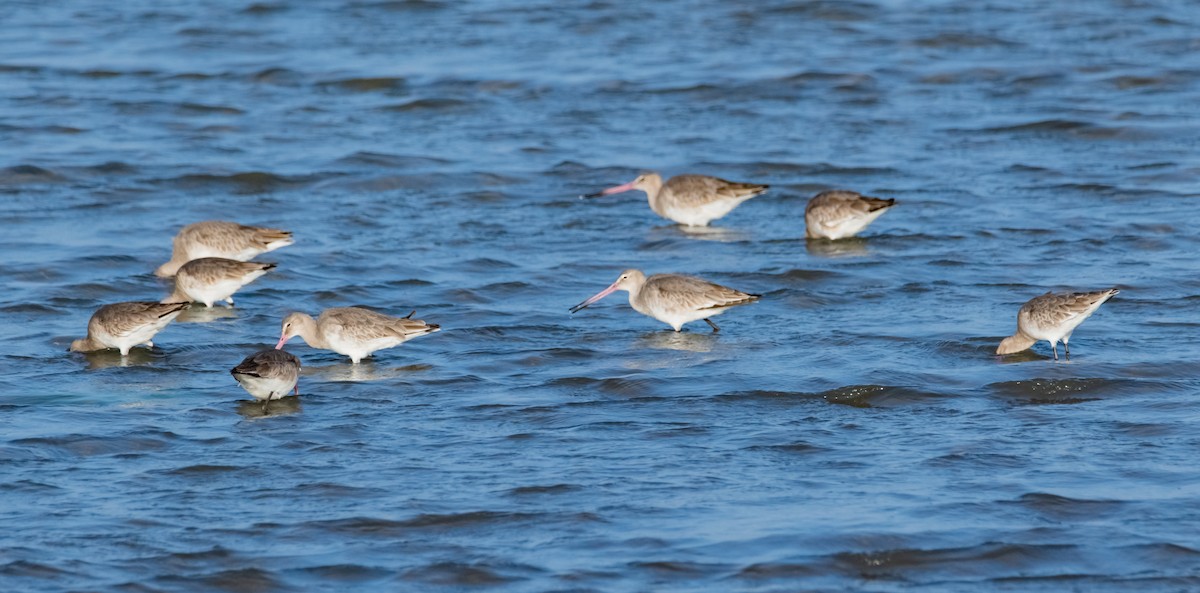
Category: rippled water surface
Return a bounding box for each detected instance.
[3,1,1200,591]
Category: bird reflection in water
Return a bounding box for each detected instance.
[655,224,749,243]
[176,307,238,324]
[236,396,302,419]
[80,348,158,370]
[805,237,871,258]
[636,331,716,353]
[303,362,433,383]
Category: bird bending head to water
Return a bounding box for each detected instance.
[275,307,440,364]
[804,190,896,240]
[155,220,293,277]
[70,301,190,356]
[996,288,1118,360]
[230,348,301,412]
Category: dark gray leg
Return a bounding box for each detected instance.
[1051,342,1058,361]
[704,318,720,333]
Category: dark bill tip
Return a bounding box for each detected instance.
[581,192,604,199]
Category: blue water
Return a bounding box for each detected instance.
[3,1,1200,591]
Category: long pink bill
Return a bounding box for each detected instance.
[569,281,621,314]
[274,335,290,350]
[581,181,637,199]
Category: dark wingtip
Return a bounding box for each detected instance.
[262,262,278,271]
[426,323,441,331]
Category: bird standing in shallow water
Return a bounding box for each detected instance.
[230,349,301,412]
[275,307,440,364]
[996,289,1119,360]
[162,257,275,307]
[69,301,189,355]
[155,220,293,277]
[570,269,760,332]
[583,173,768,227]
[804,190,896,240]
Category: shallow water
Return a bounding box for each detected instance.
[3,0,1200,591]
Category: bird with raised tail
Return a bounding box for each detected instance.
[570,269,760,332]
[275,307,440,364]
[996,289,1119,360]
[69,301,190,355]
[230,349,301,411]
[155,220,293,277]
[804,190,896,240]
[583,173,768,227]
[162,257,276,307]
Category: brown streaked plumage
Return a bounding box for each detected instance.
[805,190,896,240]
[162,257,276,307]
[231,348,302,409]
[155,221,293,277]
[275,307,440,364]
[569,269,760,332]
[996,289,1119,360]
[69,301,190,355]
[584,172,768,226]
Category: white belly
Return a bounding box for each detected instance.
[807,208,888,240]
[662,199,742,227]
[234,374,296,401]
[177,271,266,306]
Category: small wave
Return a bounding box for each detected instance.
[162,171,321,193]
[0,560,72,578]
[333,151,451,168]
[318,77,407,93]
[162,464,243,475]
[762,1,877,21]
[157,567,281,592]
[981,119,1092,133]
[987,377,1149,404]
[1008,492,1125,520]
[241,2,287,14]
[507,483,580,496]
[378,98,470,112]
[298,564,393,581]
[914,32,1020,48]
[403,561,522,586]
[348,0,447,11]
[820,384,948,408]
[0,165,65,184]
[308,511,536,536]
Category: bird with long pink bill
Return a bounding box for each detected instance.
[275,307,440,364]
[569,269,760,332]
[582,172,768,227]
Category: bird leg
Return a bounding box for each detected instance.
[293,383,299,396]
[261,399,270,414]
[1051,342,1059,361]
[704,318,721,333]
[1064,341,1071,360]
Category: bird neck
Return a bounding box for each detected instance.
[294,315,327,349]
[643,178,665,214]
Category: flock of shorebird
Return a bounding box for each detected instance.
[69,172,1117,409]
